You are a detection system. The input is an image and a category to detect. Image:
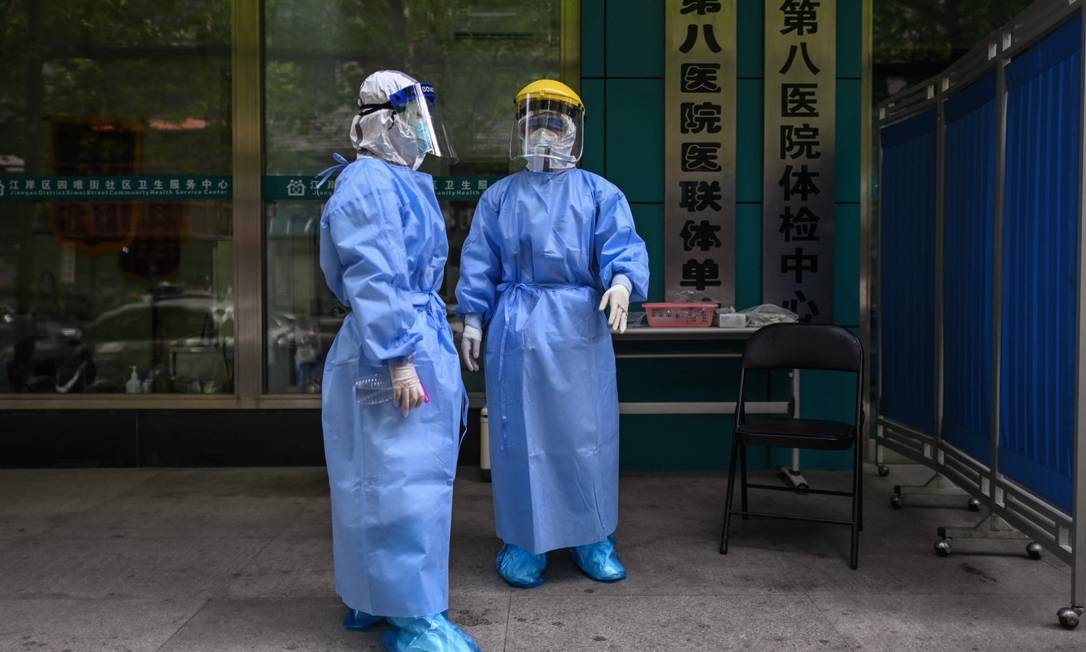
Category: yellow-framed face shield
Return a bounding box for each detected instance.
[510,80,585,171]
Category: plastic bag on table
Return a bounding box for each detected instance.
[740,303,799,328]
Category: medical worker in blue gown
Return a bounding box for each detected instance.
[319,70,479,652]
[455,79,650,588]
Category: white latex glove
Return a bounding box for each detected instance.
[389,360,426,416]
[461,324,482,372]
[598,284,631,334]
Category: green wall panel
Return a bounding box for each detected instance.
[581,78,606,175]
[736,78,764,203]
[630,203,665,302]
[834,203,860,326]
[619,415,731,470]
[837,0,863,79]
[582,0,606,78]
[605,78,664,203]
[605,0,664,78]
[736,203,763,309]
[738,0,765,78]
[835,79,862,203]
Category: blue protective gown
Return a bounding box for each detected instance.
[455,169,649,554]
[320,156,463,618]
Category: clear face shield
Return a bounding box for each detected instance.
[510,96,584,172]
[359,81,457,164]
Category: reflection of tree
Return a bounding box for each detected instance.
[0,0,234,387]
[875,0,1032,100]
[0,0,231,174]
[1,0,565,174]
[264,0,563,176]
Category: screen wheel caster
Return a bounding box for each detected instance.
[1057,607,1082,629]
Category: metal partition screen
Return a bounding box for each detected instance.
[942,71,998,466]
[878,111,937,436]
[876,0,1086,627]
[999,16,1082,513]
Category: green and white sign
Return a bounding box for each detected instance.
[431,176,501,200]
[0,175,232,201]
[0,174,501,202]
[262,175,501,201]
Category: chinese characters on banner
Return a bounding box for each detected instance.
[260,176,499,201]
[0,176,232,201]
[665,0,736,305]
[764,0,836,322]
[0,176,499,203]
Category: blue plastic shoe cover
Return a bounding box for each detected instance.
[495,543,547,588]
[570,536,627,582]
[383,613,481,652]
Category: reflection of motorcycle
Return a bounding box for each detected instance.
[1,293,234,394]
[2,315,96,393]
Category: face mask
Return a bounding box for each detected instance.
[528,127,560,152]
[415,120,434,154]
[525,129,559,171]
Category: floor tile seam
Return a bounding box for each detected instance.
[151,596,211,652]
[208,535,284,595]
[497,592,513,652]
[799,588,863,652]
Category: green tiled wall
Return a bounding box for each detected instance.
[583,0,863,470]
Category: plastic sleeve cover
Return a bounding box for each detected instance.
[324,184,422,362]
[455,189,503,320]
[593,180,650,302]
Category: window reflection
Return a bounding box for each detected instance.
[264,0,564,394]
[0,1,233,394]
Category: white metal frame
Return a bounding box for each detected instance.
[875,0,1086,627]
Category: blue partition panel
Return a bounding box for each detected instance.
[879,111,937,434]
[1000,16,1082,512]
[942,72,997,465]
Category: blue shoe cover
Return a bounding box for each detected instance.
[495,543,547,588]
[343,608,384,631]
[383,613,481,652]
[570,537,627,582]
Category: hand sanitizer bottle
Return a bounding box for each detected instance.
[126,366,142,394]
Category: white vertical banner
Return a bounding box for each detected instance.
[764,0,836,322]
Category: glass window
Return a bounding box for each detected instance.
[263,0,566,394]
[0,1,233,395]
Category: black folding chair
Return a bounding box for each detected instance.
[719,323,865,569]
